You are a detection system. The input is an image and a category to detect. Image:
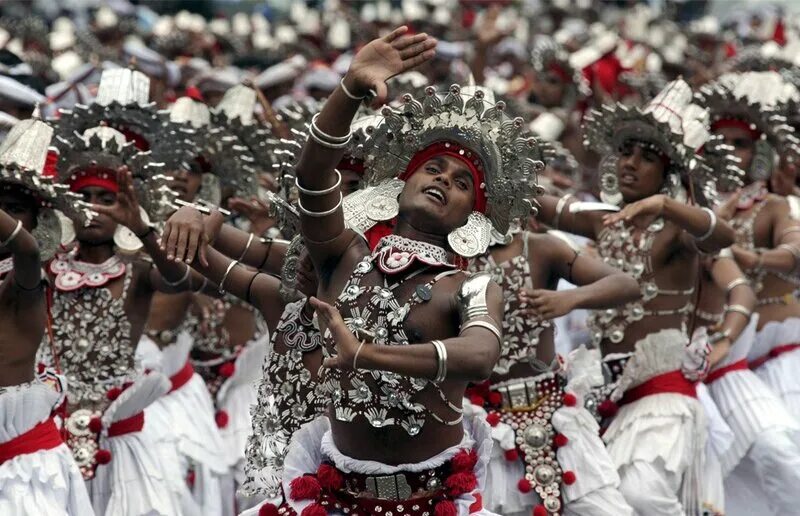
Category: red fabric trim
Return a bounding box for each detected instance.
[619,370,696,407]
[710,119,761,140]
[43,148,59,178]
[169,361,194,393]
[118,128,150,151]
[400,141,487,214]
[68,167,119,193]
[107,412,145,437]
[0,418,63,464]
[705,359,749,384]
[749,343,800,370]
[469,492,483,513]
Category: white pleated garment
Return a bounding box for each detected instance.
[749,317,800,418]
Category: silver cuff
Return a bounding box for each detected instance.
[460,319,502,346]
[431,340,447,383]
[695,207,716,242]
[456,272,493,322]
[553,194,573,230]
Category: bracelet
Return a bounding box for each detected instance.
[295,170,342,197]
[695,207,716,242]
[237,233,255,262]
[218,260,239,294]
[193,276,208,293]
[257,237,275,270]
[778,243,800,271]
[297,193,343,217]
[163,264,191,287]
[708,328,732,345]
[725,277,749,295]
[0,220,22,247]
[353,340,367,370]
[459,320,502,346]
[135,225,155,240]
[553,194,573,230]
[725,304,752,320]
[309,128,352,149]
[431,340,448,383]
[340,78,366,100]
[311,113,352,144]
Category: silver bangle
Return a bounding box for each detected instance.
[297,193,343,217]
[218,260,239,294]
[0,220,22,247]
[695,207,716,242]
[725,278,749,295]
[163,264,191,287]
[431,340,447,383]
[311,113,351,143]
[353,340,367,370]
[309,128,352,149]
[193,276,208,293]
[553,194,573,230]
[237,233,255,262]
[459,320,502,346]
[725,304,752,320]
[295,170,342,197]
[340,78,366,100]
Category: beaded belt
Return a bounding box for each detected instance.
[492,373,563,411]
[327,459,449,500]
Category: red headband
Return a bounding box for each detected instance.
[711,118,761,140]
[547,62,571,84]
[68,167,119,194]
[400,141,487,213]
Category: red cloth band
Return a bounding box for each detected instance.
[107,411,145,437]
[619,370,697,407]
[68,167,119,193]
[548,62,571,84]
[169,361,195,393]
[711,118,761,140]
[468,492,483,513]
[400,141,487,214]
[705,359,749,384]
[0,418,63,464]
[749,343,800,370]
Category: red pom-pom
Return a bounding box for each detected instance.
[88,416,103,434]
[504,448,519,461]
[95,449,112,465]
[486,412,501,427]
[258,503,280,516]
[451,449,478,472]
[186,470,196,487]
[445,471,477,496]
[488,391,503,407]
[434,500,458,516]
[533,505,548,516]
[289,475,322,501]
[215,410,229,428]
[468,394,485,407]
[598,399,619,418]
[37,362,46,374]
[553,433,569,448]
[300,503,327,516]
[517,478,532,493]
[106,387,122,401]
[562,393,577,407]
[219,362,236,378]
[316,463,343,491]
[185,86,204,102]
[563,470,576,485]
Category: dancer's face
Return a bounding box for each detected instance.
[0,187,37,232]
[616,140,667,203]
[169,166,203,202]
[75,186,117,244]
[715,125,756,174]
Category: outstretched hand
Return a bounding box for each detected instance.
[344,26,437,107]
[311,296,369,371]
[91,166,147,236]
[519,288,577,320]
[603,194,666,229]
[162,205,221,265]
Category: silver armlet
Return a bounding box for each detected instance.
[725,278,750,295]
[695,207,716,242]
[163,264,191,287]
[460,320,502,346]
[295,170,342,197]
[218,260,239,294]
[456,272,493,322]
[310,113,352,149]
[431,340,447,383]
[237,233,255,262]
[0,220,22,247]
[725,304,752,320]
[553,194,573,230]
[297,193,343,217]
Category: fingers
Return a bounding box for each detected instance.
[383,25,408,42]
[164,222,181,260]
[403,48,436,71]
[399,38,437,59]
[186,227,200,264]
[371,82,388,109]
[175,224,189,263]
[393,32,428,50]
[199,234,209,267]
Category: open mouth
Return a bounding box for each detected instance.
[422,185,447,205]
[619,173,636,186]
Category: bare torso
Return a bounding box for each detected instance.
[0,267,46,387]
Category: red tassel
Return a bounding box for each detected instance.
[488,391,503,407]
[553,433,569,448]
[185,86,204,102]
[468,394,485,407]
[300,503,327,516]
[219,362,236,378]
[598,399,618,418]
[434,500,458,516]
[533,505,548,516]
[444,471,477,496]
[95,449,112,465]
[37,362,46,374]
[258,503,280,516]
[504,448,519,461]
[316,463,343,490]
[215,410,229,429]
[451,449,478,472]
[186,470,196,487]
[106,387,122,401]
[289,475,322,501]
[486,412,501,427]
[88,416,103,434]
[517,478,532,493]
[562,393,577,407]
[563,470,576,485]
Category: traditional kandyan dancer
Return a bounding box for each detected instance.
[536,79,737,514]
[697,70,800,515]
[0,115,94,515]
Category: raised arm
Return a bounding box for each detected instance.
[706,254,756,367]
[0,207,41,293]
[295,27,437,271]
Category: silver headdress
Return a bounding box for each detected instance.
[696,72,800,179]
[360,84,545,257]
[584,79,742,206]
[530,36,590,102]
[0,116,94,260]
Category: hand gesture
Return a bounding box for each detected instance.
[91,166,147,236]
[730,245,760,272]
[311,296,368,371]
[603,194,666,229]
[715,190,742,221]
[519,288,577,320]
[344,26,437,107]
[162,205,220,265]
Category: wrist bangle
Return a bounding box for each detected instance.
[295,170,342,197]
[431,340,448,383]
[237,233,254,262]
[353,340,367,370]
[311,113,352,143]
[135,225,155,240]
[163,264,191,287]
[218,260,239,294]
[695,207,716,242]
[0,220,22,247]
[725,304,752,320]
[340,78,366,100]
[309,128,352,149]
[193,276,208,293]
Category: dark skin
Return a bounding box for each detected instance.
[536,142,735,355]
[162,28,503,464]
[0,192,45,387]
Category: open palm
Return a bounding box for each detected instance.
[91,167,147,235]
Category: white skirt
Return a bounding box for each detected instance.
[0,380,93,516]
[749,317,800,418]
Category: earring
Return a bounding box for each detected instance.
[751,139,776,181]
[56,210,75,245]
[599,155,623,206]
[31,208,62,262]
[113,207,151,255]
[448,211,492,258]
